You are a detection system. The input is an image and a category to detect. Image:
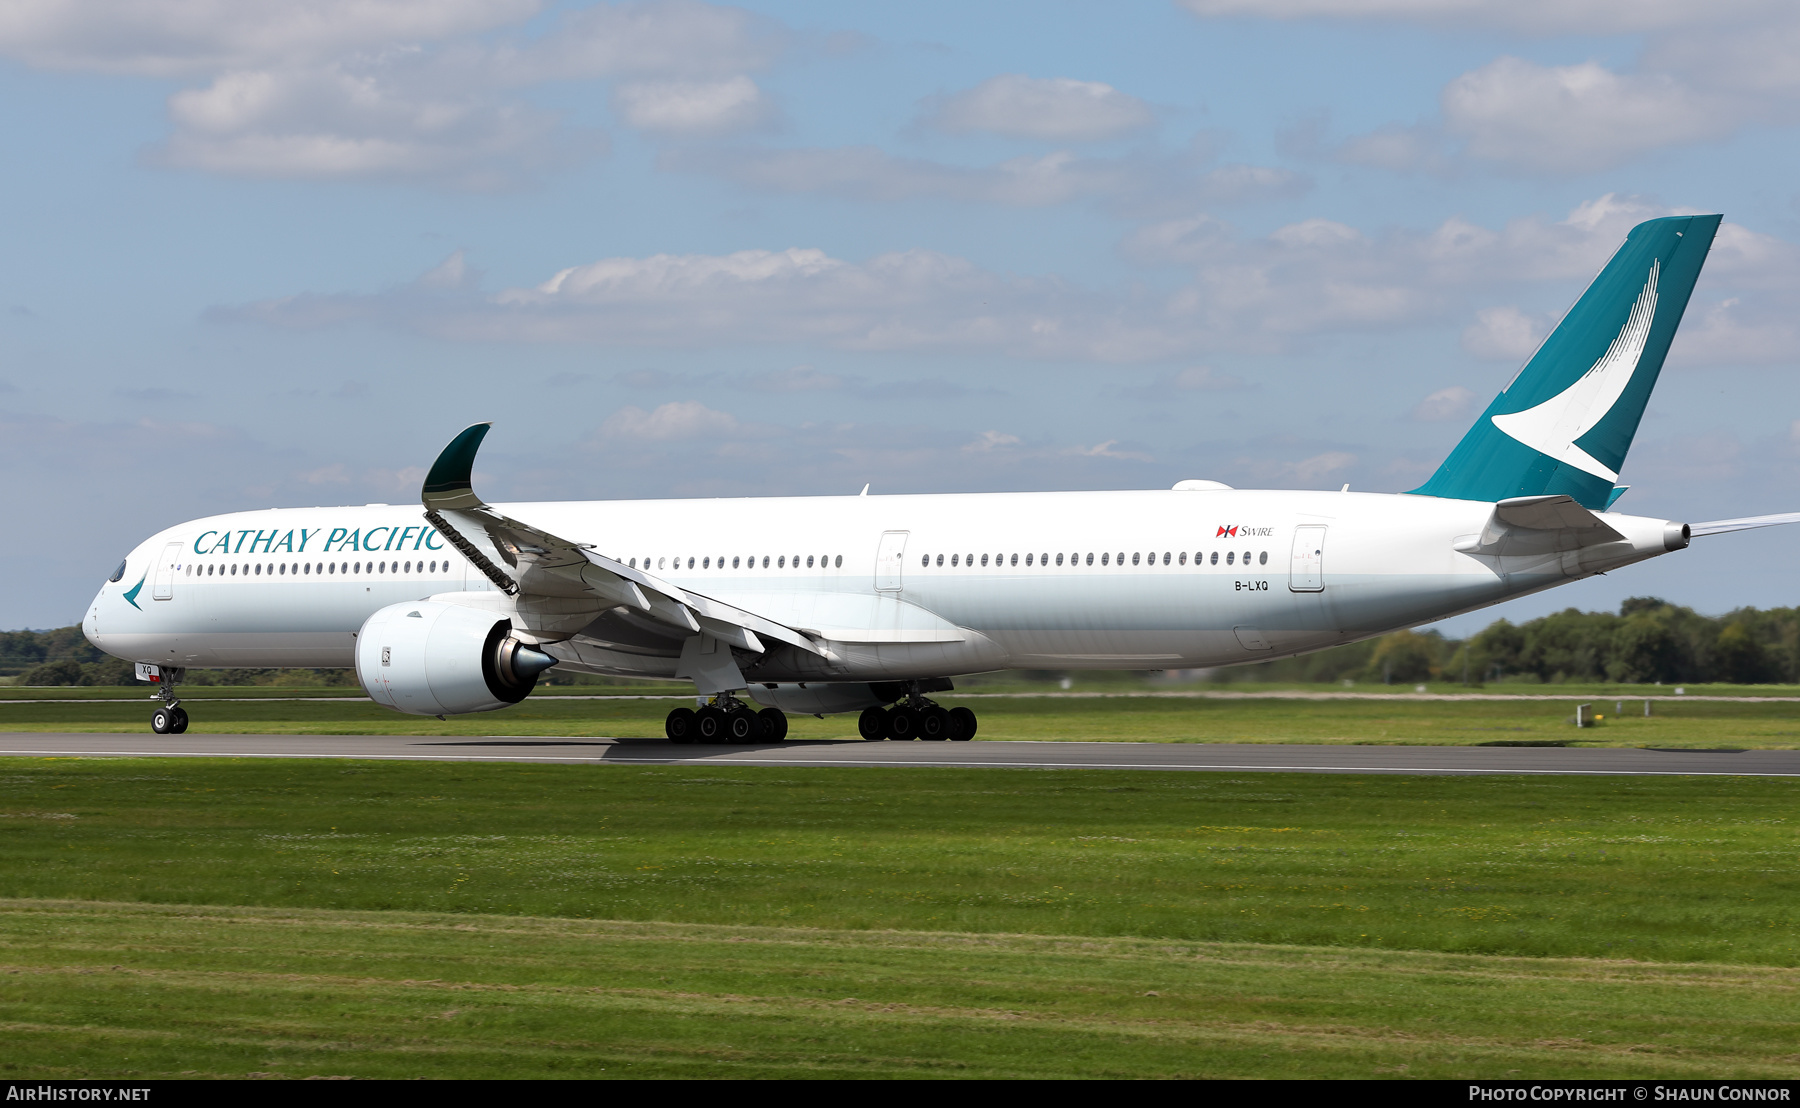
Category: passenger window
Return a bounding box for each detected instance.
[920,554,928,567]
[778,556,786,568]
[1131,552,1139,566]
[761,556,769,568]
[951,554,959,567]
[1227,551,1235,565]
[807,555,815,568]
[1025,553,1033,566]
[1210,551,1218,565]
[1162,552,1170,565]
[1055,553,1064,566]
[1101,553,1109,566]
[835,555,842,567]
[1259,551,1268,565]
[1085,553,1093,565]
[1179,552,1187,565]
[980,554,988,567]
[1010,553,1017,566]
[278,564,286,575]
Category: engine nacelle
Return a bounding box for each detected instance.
[356,600,556,716]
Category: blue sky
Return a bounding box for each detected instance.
[3,0,1799,633]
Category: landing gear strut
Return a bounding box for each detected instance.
[147,666,189,735]
[667,694,786,744]
[860,683,975,742]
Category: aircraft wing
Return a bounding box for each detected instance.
[419,423,826,656]
[1690,512,1800,537]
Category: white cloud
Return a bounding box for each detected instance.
[965,430,1022,452]
[0,0,535,75]
[1175,0,1786,35]
[661,145,1306,211]
[493,0,785,82]
[598,400,742,441]
[155,65,591,186]
[1065,440,1154,462]
[0,1,788,187]
[1441,57,1721,174]
[612,76,770,134]
[219,195,1800,368]
[923,74,1153,142]
[1411,385,1480,422]
[1460,305,1544,360]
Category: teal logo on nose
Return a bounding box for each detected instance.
[122,573,146,610]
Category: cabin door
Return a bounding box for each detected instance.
[1288,525,1326,592]
[152,542,182,601]
[874,531,909,592]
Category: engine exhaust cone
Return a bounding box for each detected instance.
[511,645,558,679]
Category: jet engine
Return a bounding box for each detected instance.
[356,600,556,716]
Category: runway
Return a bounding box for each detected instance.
[1,733,1797,776]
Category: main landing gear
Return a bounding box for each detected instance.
[148,667,189,735]
[666,695,787,744]
[858,684,976,742]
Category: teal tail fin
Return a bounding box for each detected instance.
[1410,213,1721,508]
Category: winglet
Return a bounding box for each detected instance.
[422,423,492,511]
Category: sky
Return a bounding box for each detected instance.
[3,0,1799,634]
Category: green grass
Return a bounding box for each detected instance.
[3,759,1800,1078]
[3,685,1800,747]
[5,899,1797,1079]
[4,760,1798,962]
[5,759,1800,1077]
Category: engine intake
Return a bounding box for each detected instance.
[356,600,556,716]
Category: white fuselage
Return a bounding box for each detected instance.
[85,488,1683,683]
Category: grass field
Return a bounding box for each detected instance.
[3,683,1800,748]
[2,757,1798,1078]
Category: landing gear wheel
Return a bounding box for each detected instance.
[666,707,697,743]
[858,707,887,741]
[947,706,977,741]
[170,707,189,735]
[696,706,726,742]
[726,710,761,743]
[759,707,788,742]
[151,708,175,735]
[886,708,916,741]
[919,706,949,740]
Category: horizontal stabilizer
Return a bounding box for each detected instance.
[1455,494,1624,556]
[1690,512,1800,537]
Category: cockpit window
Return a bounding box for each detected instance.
[109,559,126,583]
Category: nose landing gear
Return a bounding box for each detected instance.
[144,666,189,735]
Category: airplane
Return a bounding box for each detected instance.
[84,213,1800,740]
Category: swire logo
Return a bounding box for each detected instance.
[1217,525,1239,538]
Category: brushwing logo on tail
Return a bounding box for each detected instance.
[1490,260,1660,483]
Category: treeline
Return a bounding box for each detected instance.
[0,629,358,687]
[8,596,1800,687]
[1229,597,1800,686]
